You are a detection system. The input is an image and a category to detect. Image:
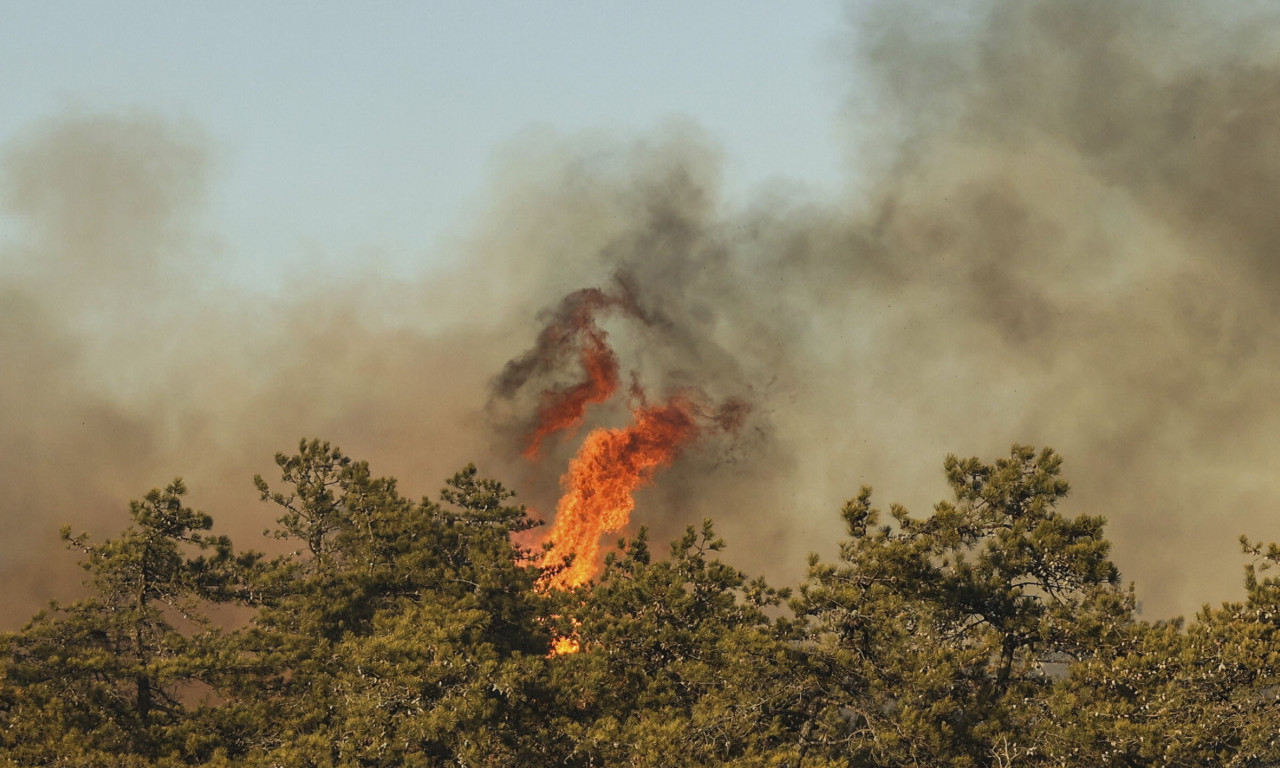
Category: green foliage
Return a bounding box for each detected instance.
[792,445,1132,766]
[1,480,248,764]
[1039,537,1280,767]
[3,441,1280,767]
[224,441,553,764]
[547,521,812,767]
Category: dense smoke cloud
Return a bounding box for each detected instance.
[4,0,1280,623]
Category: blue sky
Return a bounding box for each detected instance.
[2,2,848,284]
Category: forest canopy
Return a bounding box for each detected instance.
[3,441,1279,767]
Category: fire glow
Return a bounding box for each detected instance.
[501,287,686,585]
[499,286,748,654]
[537,394,701,590]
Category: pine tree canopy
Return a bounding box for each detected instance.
[3,442,1278,767]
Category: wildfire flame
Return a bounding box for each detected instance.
[497,285,749,653]
[550,634,581,655]
[538,395,701,590]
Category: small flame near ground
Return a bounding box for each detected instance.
[550,633,581,656]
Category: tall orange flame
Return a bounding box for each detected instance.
[497,286,748,652]
[538,395,700,590]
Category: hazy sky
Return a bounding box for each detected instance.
[2,2,846,285]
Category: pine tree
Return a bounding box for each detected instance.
[1,480,249,764]
[222,440,555,765]
[793,445,1133,766]
[549,521,819,767]
[1041,537,1280,767]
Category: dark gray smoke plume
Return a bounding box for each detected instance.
[4,1,1280,623]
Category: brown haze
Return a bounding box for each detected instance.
[4,0,1280,623]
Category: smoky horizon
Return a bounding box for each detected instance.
[4,0,1280,625]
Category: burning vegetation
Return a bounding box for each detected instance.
[496,285,748,591]
[7,439,1280,767]
[538,394,703,590]
[8,0,1280,763]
